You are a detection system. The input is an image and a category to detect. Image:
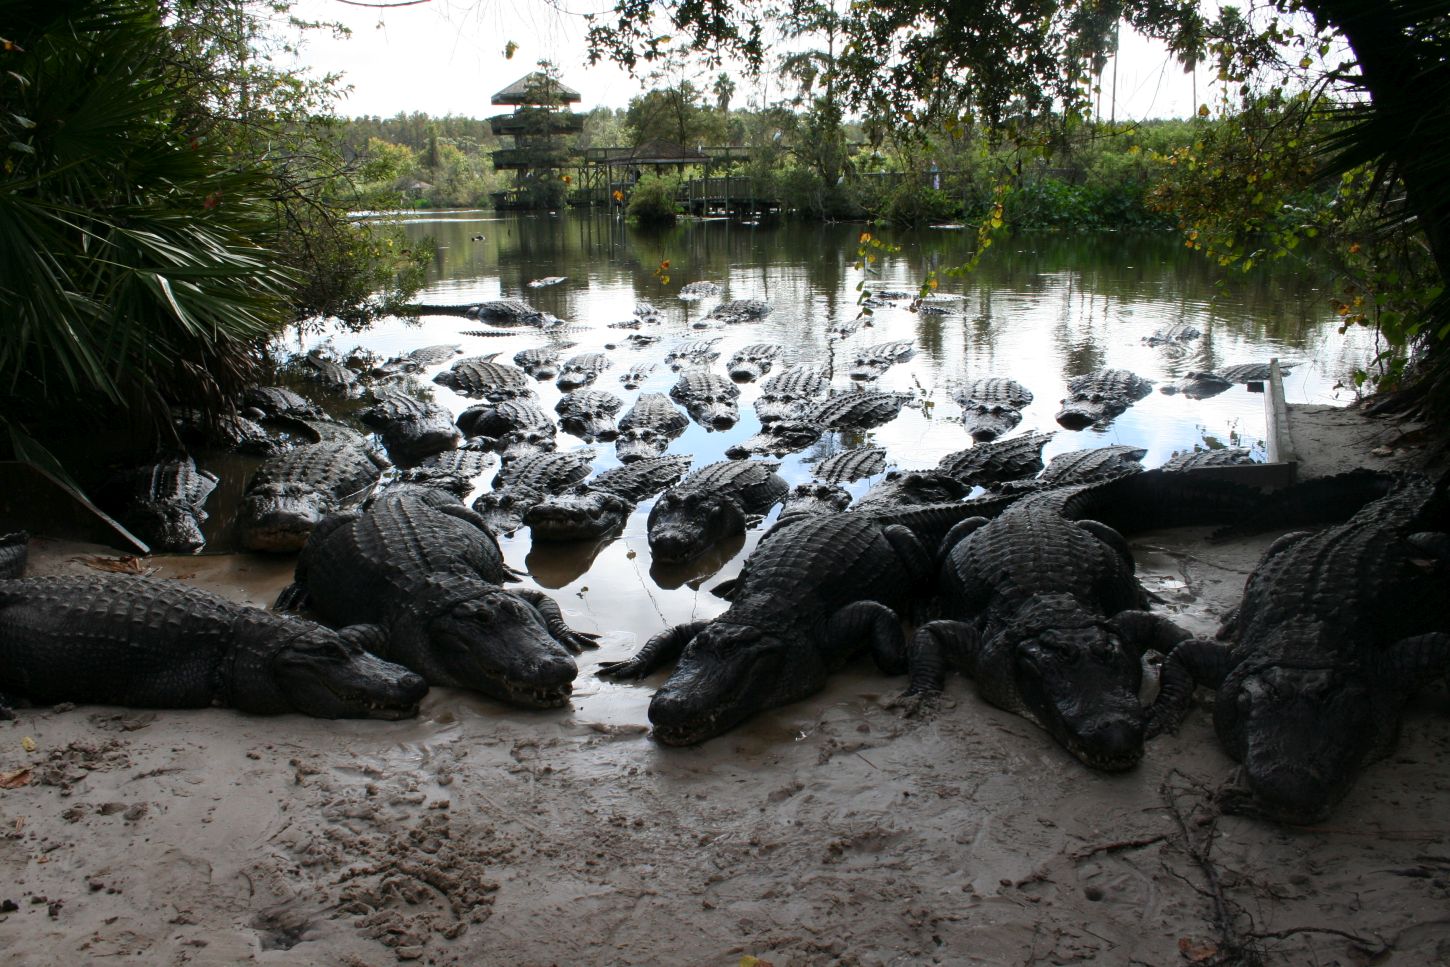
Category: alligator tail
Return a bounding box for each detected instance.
[0,531,28,580]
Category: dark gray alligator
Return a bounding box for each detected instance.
[616,392,689,462]
[1143,322,1203,346]
[951,377,1035,442]
[678,281,720,300]
[1055,369,1154,429]
[360,389,462,467]
[726,343,785,382]
[173,408,280,456]
[0,574,426,720]
[618,363,656,390]
[854,471,971,513]
[467,299,555,327]
[472,449,597,535]
[706,298,773,325]
[0,532,28,580]
[456,399,557,456]
[398,446,498,497]
[904,476,1213,770]
[802,391,914,432]
[555,389,624,442]
[514,347,562,381]
[814,447,887,484]
[599,511,934,744]
[648,459,789,564]
[433,357,534,400]
[101,455,218,554]
[241,443,390,552]
[372,344,464,379]
[847,341,916,382]
[278,488,595,707]
[724,419,825,459]
[241,386,325,422]
[755,366,831,423]
[1161,447,1258,472]
[525,454,694,541]
[1159,371,1233,399]
[300,350,360,392]
[670,371,741,430]
[997,444,1147,494]
[1219,362,1292,383]
[780,482,853,518]
[556,352,613,391]
[1146,474,1450,823]
[937,431,1054,489]
[665,337,723,370]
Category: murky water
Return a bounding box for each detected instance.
[252,212,1368,724]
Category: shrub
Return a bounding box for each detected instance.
[628,173,680,225]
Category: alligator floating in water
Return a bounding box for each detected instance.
[936,432,1054,489]
[997,444,1147,494]
[665,337,723,370]
[556,352,612,392]
[726,343,785,382]
[0,574,426,720]
[647,460,788,564]
[472,449,596,535]
[371,344,464,379]
[618,363,656,390]
[780,482,853,518]
[724,419,826,459]
[300,350,360,392]
[433,357,535,401]
[241,386,325,422]
[802,391,913,432]
[1161,448,1259,472]
[599,512,936,744]
[670,370,741,430]
[1055,369,1154,430]
[173,408,281,456]
[403,299,559,327]
[1159,371,1234,399]
[1143,322,1202,346]
[616,392,689,462]
[678,281,720,300]
[278,488,596,707]
[706,298,773,325]
[398,446,497,497]
[240,443,390,552]
[100,455,218,554]
[525,454,693,542]
[755,366,831,423]
[847,341,916,382]
[813,447,887,484]
[456,399,557,458]
[950,378,1035,442]
[1146,474,1450,823]
[514,347,562,381]
[360,389,462,467]
[853,471,971,512]
[555,389,623,442]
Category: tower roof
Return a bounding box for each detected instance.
[491,72,582,106]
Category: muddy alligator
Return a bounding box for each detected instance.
[814,447,887,484]
[526,454,694,542]
[240,443,390,552]
[847,341,916,382]
[648,460,789,564]
[101,455,218,554]
[398,447,498,497]
[514,347,562,381]
[670,370,741,430]
[706,298,773,325]
[599,511,934,744]
[937,431,1054,488]
[755,366,831,423]
[433,357,534,400]
[618,363,656,390]
[665,337,723,370]
[1055,369,1154,430]
[278,488,596,707]
[1146,474,1450,823]
[616,392,690,462]
[556,352,613,391]
[555,389,623,442]
[0,574,426,720]
[726,343,785,382]
[951,377,1035,442]
[360,389,462,467]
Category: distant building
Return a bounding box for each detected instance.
[489,72,584,209]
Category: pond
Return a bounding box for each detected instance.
[275,212,1367,722]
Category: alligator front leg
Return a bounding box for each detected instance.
[1144,638,1238,737]
[1376,632,1450,692]
[511,589,600,654]
[901,620,980,696]
[596,620,711,680]
[1109,610,1196,656]
[826,601,907,674]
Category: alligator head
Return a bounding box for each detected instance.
[780,482,852,517]
[616,427,669,463]
[525,490,633,541]
[960,402,1024,443]
[240,483,333,552]
[648,621,801,745]
[647,490,747,564]
[559,415,619,442]
[556,370,594,392]
[124,500,207,554]
[1176,372,1234,400]
[991,594,1146,771]
[496,429,557,462]
[471,485,544,536]
[684,398,740,431]
[381,421,463,467]
[1054,393,1128,431]
[728,359,768,382]
[1213,639,1387,824]
[261,623,428,719]
[724,420,823,458]
[407,579,579,707]
[755,393,803,424]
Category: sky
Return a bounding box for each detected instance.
[283,0,1215,122]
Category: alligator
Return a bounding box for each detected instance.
[173,408,280,456]
[648,459,789,564]
[492,448,595,493]
[555,389,623,442]
[300,350,360,391]
[556,352,613,391]
[1159,371,1234,399]
[373,344,464,378]
[0,574,426,720]
[828,316,866,340]
[1054,369,1155,430]
[633,300,664,322]
[525,454,693,542]
[360,389,462,467]
[277,488,596,707]
[813,446,887,484]
[0,532,26,580]
[1144,322,1202,346]
[241,386,325,422]
[621,333,661,349]
[903,475,1217,770]
[1219,362,1292,383]
[1161,447,1258,472]
[951,377,1035,442]
[853,471,971,513]
[456,398,556,450]
[514,347,562,381]
[466,299,556,327]
[100,455,218,554]
[670,371,741,430]
[937,431,1054,488]
[724,419,824,459]
[665,337,723,370]
[240,443,390,552]
[997,444,1147,494]
[802,391,914,432]
[847,341,916,382]
[678,281,720,300]
[706,298,773,325]
[527,276,567,288]
[780,482,853,517]
[278,417,373,450]
[470,486,545,536]
[755,366,831,423]
[618,363,656,390]
[598,511,940,745]
[398,446,498,497]
[433,357,535,401]
[616,392,689,462]
[726,343,785,382]
[1146,474,1450,822]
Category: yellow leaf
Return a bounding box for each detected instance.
[1198,104,1210,118]
[21,736,36,753]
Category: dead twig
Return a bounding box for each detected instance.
[1070,833,1168,861]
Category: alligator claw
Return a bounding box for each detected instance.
[886,688,943,717]
[595,659,648,680]
[563,630,601,652]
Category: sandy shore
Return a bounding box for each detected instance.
[2,402,1448,966]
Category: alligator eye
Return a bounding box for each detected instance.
[1089,393,1104,403]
